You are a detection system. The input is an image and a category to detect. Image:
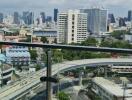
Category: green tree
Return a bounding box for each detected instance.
[100,39,112,47]
[41,36,48,43]
[81,37,98,46]
[57,92,70,100]
[36,64,41,71]
[111,30,130,40]
[52,49,63,63]
[111,40,131,48]
[29,49,37,60]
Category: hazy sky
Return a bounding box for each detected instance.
[0,0,131,17]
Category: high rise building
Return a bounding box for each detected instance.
[40,12,46,23]
[128,10,132,21]
[57,13,67,43]
[13,12,20,25]
[46,16,52,22]
[108,14,115,23]
[80,8,108,35]
[58,10,87,44]
[23,11,34,25]
[0,13,3,23]
[54,8,58,22]
[119,17,126,27]
[3,15,14,25]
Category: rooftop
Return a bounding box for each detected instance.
[92,77,132,97]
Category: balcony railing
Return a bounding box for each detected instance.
[0,41,132,100]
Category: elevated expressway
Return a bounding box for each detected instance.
[1,58,132,100]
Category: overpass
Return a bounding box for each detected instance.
[0,58,132,100]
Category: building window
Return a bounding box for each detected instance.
[72,38,74,41]
[72,15,75,20]
[72,34,74,37]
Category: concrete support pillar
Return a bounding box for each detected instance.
[104,67,108,78]
[83,66,86,76]
[57,72,60,94]
[83,66,86,70]
[97,66,100,76]
[79,71,83,86]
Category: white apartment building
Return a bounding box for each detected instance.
[57,10,87,44]
[57,13,68,43]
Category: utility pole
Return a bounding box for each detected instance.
[46,50,52,100]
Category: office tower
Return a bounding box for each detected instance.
[100,9,107,33]
[40,12,46,23]
[0,13,3,23]
[36,16,43,25]
[119,17,126,27]
[54,8,58,22]
[46,16,52,22]
[13,12,20,24]
[58,10,87,44]
[124,17,128,22]
[23,11,28,24]
[128,10,132,21]
[80,8,108,35]
[108,13,115,23]
[23,11,34,25]
[29,12,34,25]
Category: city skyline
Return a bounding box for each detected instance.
[0,0,131,17]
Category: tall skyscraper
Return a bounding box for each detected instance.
[108,13,115,23]
[119,17,126,27]
[58,10,87,44]
[128,10,132,21]
[23,11,34,25]
[13,12,20,25]
[54,8,58,22]
[0,13,3,23]
[80,8,108,35]
[46,16,52,22]
[40,12,46,23]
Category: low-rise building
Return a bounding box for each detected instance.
[92,77,132,100]
[109,65,132,73]
[0,54,13,85]
[124,34,132,43]
[33,29,57,43]
[6,46,31,67]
